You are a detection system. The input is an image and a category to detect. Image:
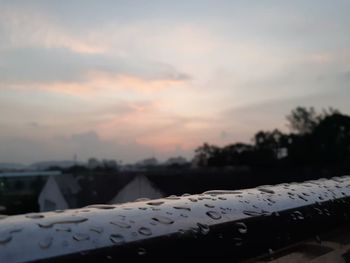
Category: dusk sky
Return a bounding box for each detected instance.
[1,1,350,164]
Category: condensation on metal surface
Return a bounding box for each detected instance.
[0,176,349,262]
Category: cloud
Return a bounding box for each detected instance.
[27,122,40,128]
[0,46,191,95]
[221,85,350,142]
[1,0,350,164]
[0,5,105,54]
[71,131,99,145]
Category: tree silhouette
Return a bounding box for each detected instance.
[312,113,350,164]
[194,143,221,166]
[194,106,350,173]
[286,107,319,134]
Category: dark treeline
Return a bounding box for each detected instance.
[193,106,350,182]
[50,106,350,193]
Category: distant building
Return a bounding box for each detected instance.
[87,158,100,169]
[38,173,165,211]
[38,174,81,212]
[0,163,29,172]
[119,164,143,172]
[87,158,118,170]
[36,168,257,213]
[101,159,118,170]
[165,156,188,166]
[30,161,77,170]
[137,157,158,167]
[0,171,61,214]
[0,171,61,178]
[0,171,61,194]
[109,175,164,204]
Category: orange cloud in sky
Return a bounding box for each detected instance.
[87,71,189,92]
[96,105,218,153]
[25,71,189,96]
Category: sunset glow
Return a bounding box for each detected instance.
[1,1,349,163]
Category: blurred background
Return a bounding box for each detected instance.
[0,0,349,215]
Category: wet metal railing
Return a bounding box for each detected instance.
[1,176,350,262]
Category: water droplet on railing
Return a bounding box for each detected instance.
[39,237,53,249]
[189,198,198,202]
[273,212,280,217]
[258,188,275,194]
[243,210,264,217]
[9,226,23,233]
[190,226,199,236]
[293,211,304,220]
[26,213,44,219]
[233,237,243,246]
[38,216,88,228]
[267,198,276,204]
[197,223,210,235]
[135,198,150,202]
[56,226,71,232]
[138,227,152,236]
[110,221,131,229]
[298,195,308,201]
[177,229,187,235]
[0,233,12,244]
[324,208,331,216]
[146,201,164,206]
[173,206,191,211]
[314,208,323,215]
[165,195,180,200]
[204,204,215,208]
[110,234,125,245]
[90,226,103,234]
[206,211,222,220]
[85,204,115,210]
[137,247,147,256]
[203,190,242,195]
[152,216,174,225]
[73,233,90,241]
[236,222,248,234]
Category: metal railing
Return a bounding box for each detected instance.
[0,176,350,262]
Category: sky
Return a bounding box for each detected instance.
[0,0,350,164]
